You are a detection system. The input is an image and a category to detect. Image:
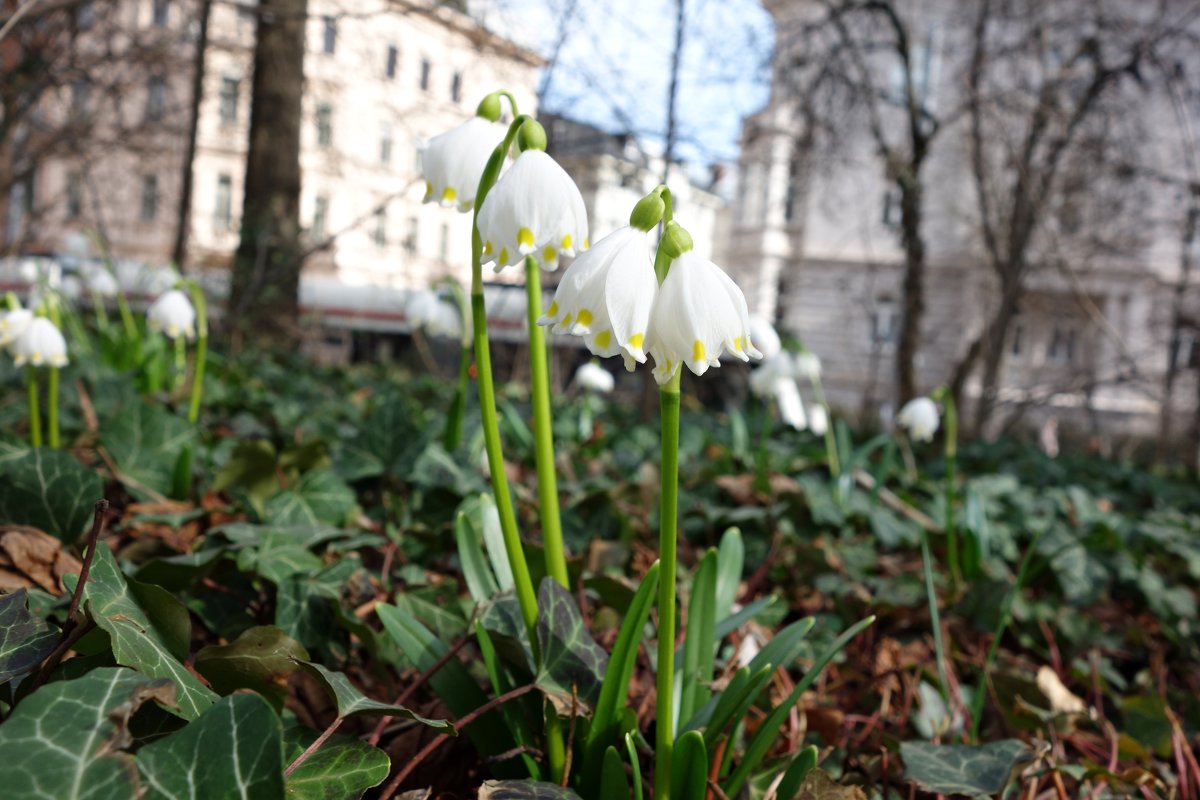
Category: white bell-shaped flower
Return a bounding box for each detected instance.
[85,267,119,297]
[794,351,821,382]
[12,317,68,367]
[538,226,654,369]
[896,396,940,442]
[748,315,782,361]
[774,377,808,431]
[421,117,504,212]
[0,308,33,348]
[477,150,588,271]
[646,252,762,384]
[575,361,614,393]
[809,404,829,436]
[146,289,196,340]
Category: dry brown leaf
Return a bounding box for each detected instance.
[1036,666,1087,715]
[0,525,84,595]
[797,768,868,800]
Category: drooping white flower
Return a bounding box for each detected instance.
[85,267,119,297]
[575,361,614,393]
[774,376,808,431]
[407,289,465,339]
[748,315,782,361]
[538,226,654,369]
[645,252,762,384]
[896,396,940,442]
[477,150,588,271]
[809,403,829,436]
[12,317,68,367]
[146,289,196,340]
[0,308,33,348]
[421,117,505,212]
[794,351,821,382]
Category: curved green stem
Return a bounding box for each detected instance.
[116,290,138,343]
[441,281,472,451]
[809,373,840,477]
[943,394,960,589]
[46,301,62,449]
[524,257,568,589]
[654,371,682,800]
[26,367,41,448]
[920,528,950,703]
[187,283,208,425]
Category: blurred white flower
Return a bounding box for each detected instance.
[538,226,655,370]
[407,290,465,339]
[575,361,614,393]
[896,396,940,442]
[809,404,828,436]
[477,150,588,271]
[143,265,180,296]
[421,116,504,212]
[646,252,761,385]
[12,317,68,367]
[0,308,33,348]
[748,315,782,361]
[146,289,196,340]
[61,275,83,302]
[85,267,119,297]
[794,351,821,382]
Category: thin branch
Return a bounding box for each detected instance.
[284,716,344,777]
[65,499,110,631]
[366,632,472,746]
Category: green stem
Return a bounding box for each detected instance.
[809,373,840,477]
[91,290,109,333]
[970,528,1043,742]
[920,528,950,704]
[187,283,208,425]
[116,291,138,342]
[441,283,472,451]
[943,395,960,589]
[173,335,187,391]
[26,367,41,448]
[524,257,568,589]
[654,372,682,800]
[46,301,62,449]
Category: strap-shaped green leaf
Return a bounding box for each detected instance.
[599,746,630,800]
[775,745,819,800]
[678,549,717,727]
[457,509,499,604]
[714,527,744,622]
[670,730,709,800]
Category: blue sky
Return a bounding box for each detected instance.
[477,0,775,167]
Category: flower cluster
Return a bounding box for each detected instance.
[748,319,827,434]
[1,305,68,368]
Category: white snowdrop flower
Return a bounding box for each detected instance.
[61,275,83,302]
[0,308,33,347]
[774,377,808,431]
[538,226,654,369]
[146,289,196,340]
[809,404,829,436]
[407,290,464,339]
[421,116,505,212]
[794,351,821,382]
[646,251,761,385]
[748,315,782,362]
[896,396,940,442]
[85,268,119,297]
[12,317,68,367]
[477,150,588,271]
[575,361,614,393]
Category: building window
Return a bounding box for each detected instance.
[386,45,399,79]
[66,172,83,219]
[146,76,166,122]
[783,154,801,223]
[215,174,232,230]
[140,175,158,221]
[316,103,333,149]
[373,207,387,247]
[871,298,899,345]
[311,195,328,241]
[405,217,418,254]
[419,58,430,91]
[450,71,462,103]
[219,77,238,123]
[439,223,449,260]
[380,121,393,166]
[152,0,170,26]
[323,16,336,54]
[1048,326,1077,365]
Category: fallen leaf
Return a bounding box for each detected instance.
[1036,666,1087,715]
[0,525,84,594]
[797,768,868,799]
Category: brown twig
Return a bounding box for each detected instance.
[284,717,345,777]
[367,633,472,746]
[27,618,96,689]
[380,683,538,798]
[707,779,733,800]
[65,500,110,631]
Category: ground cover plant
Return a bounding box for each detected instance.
[0,93,1197,800]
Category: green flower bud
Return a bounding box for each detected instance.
[629,193,665,231]
[476,93,503,122]
[516,119,547,152]
[660,221,694,260]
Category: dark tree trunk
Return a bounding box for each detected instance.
[972,274,1022,437]
[895,168,925,406]
[230,0,307,343]
[172,0,212,272]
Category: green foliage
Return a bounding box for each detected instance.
[900,739,1030,797]
[195,625,310,712]
[0,589,59,684]
[283,726,390,800]
[0,447,103,541]
[100,399,195,500]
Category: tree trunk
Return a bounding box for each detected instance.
[1158,205,1198,463]
[973,276,1021,437]
[894,169,926,406]
[172,0,212,272]
[229,0,307,343]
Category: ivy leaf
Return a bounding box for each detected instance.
[360,393,424,476]
[265,470,357,527]
[901,739,1030,797]
[0,588,59,683]
[0,667,175,799]
[294,659,455,730]
[478,780,585,800]
[535,578,609,711]
[0,448,104,542]
[82,542,218,720]
[283,725,390,800]
[212,439,282,517]
[100,400,196,500]
[195,625,310,712]
[137,693,285,800]
[0,431,29,467]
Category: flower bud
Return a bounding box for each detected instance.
[629,193,665,232]
[476,93,503,122]
[659,221,693,260]
[516,119,547,153]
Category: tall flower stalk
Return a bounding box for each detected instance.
[440,280,472,451]
[45,298,62,449]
